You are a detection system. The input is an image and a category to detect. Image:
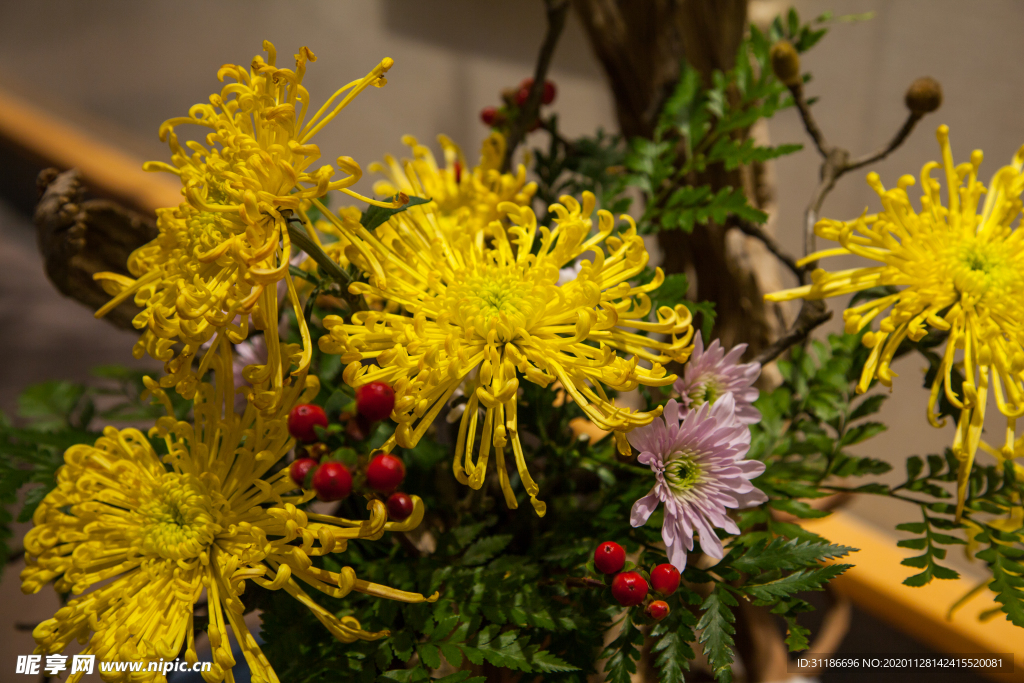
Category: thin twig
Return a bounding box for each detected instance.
[847,110,923,172]
[729,217,804,282]
[790,83,829,157]
[786,81,928,260]
[502,0,570,172]
[754,299,832,366]
[565,576,606,589]
[758,77,934,365]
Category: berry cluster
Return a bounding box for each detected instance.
[285,382,413,521]
[480,77,556,132]
[593,542,679,621]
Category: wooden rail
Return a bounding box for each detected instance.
[804,511,1023,682]
[0,85,180,214]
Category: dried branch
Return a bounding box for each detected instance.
[784,76,935,260]
[729,217,803,282]
[847,110,923,172]
[501,0,570,172]
[790,83,830,157]
[754,299,832,366]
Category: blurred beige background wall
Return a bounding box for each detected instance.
[1,0,1023,675]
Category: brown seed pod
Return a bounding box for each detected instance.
[770,40,802,87]
[905,77,943,115]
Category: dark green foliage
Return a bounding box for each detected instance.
[0,367,183,571]
[532,123,632,215]
[620,11,833,236]
[697,587,737,682]
[896,509,963,587]
[976,529,1024,627]
[600,612,645,683]
[732,537,855,573]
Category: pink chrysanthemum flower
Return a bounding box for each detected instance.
[673,333,761,424]
[630,395,767,570]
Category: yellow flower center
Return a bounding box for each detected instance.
[952,239,1009,300]
[440,266,550,342]
[135,473,221,561]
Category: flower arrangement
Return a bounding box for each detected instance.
[3,7,1023,683]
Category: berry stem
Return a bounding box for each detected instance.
[501,0,570,172]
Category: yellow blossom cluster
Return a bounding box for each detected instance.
[371,132,536,234]
[94,41,398,412]
[23,41,447,683]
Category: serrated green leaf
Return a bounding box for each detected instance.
[732,537,855,573]
[697,587,736,682]
[650,608,695,683]
[417,644,442,670]
[744,564,851,601]
[438,643,464,669]
[840,421,887,446]
[461,534,513,566]
[784,613,811,651]
[601,614,644,683]
[659,185,767,233]
[849,393,887,421]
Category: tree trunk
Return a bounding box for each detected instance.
[572,0,780,357]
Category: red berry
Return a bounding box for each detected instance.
[356,382,395,422]
[611,571,649,607]
[517,78,556,105]
[646,600,670,621]
[541,80,556,105]
[386,492,414,521]
[516,87,531,108]
[313,462,352,501]
[366,454,406,493]
[650,564,681,595]
[480,106,499,126]
[594,541,626,574]
[288,403,328,443]
[289,458,319,487]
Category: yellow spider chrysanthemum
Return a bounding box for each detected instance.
[318,191,694,516]
[766,126,1024,517]
[371,132,536,234]
[20,341,435,683]
[94,41,399,409]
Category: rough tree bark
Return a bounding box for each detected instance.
[34,168,153,331]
